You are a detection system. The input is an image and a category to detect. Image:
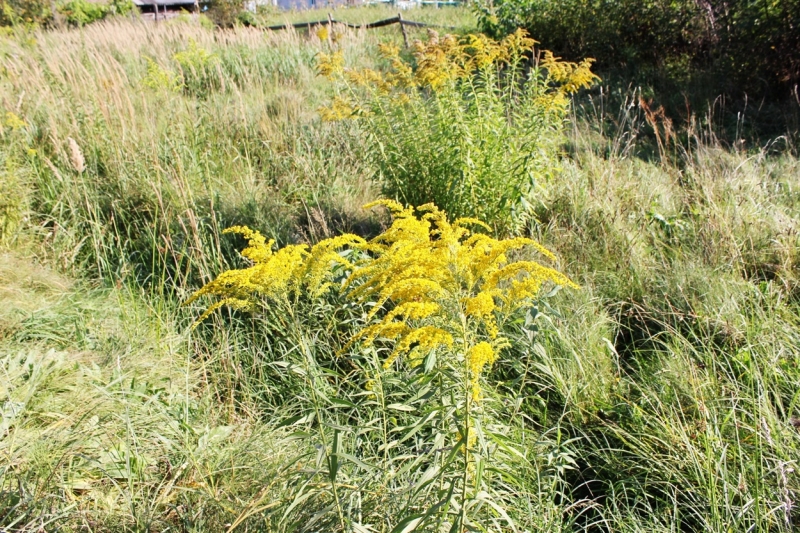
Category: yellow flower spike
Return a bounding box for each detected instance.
[377,42,401,59]
[467,342,496,400]
[223,226,275,263]
[464,292,499,338]
[502,28,537,59]
[190,297,253,328]
[457,424,479,455]
[363,199,406,214]
[318,96,356,121]
[359,321,411,348]
[453,217,492,233]
[541,51,600,95]
[465,292,495,317]
[316,51,344,78]
[347,68,393,93]
[384,326,454,369]
[188,229,362,322]
[305,234,366,294]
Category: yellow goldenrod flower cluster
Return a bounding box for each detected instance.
[344,201,576,399]
[190,201,578,402]
[535,50,600,114]
[316,50,344,78]
[173,39,218,73]
[467,342,496,400]
[314,25,329,43]
[3,111,26,131]
[317,96,356,121]
[540,50,598,94]
[185,226,365,323]
[464,292,498,338]
[317,29,597,119]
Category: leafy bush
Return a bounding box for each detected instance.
[142,57,182,92]
[716,0,800,93]
[58,0,107,26]
[141,41,221,98]
[57,0,135,26]
[0,0,51,26]
[173,39,221,97]
[189,201,577,529]
[206,0,246,28]
[318,31,597,233]
[108,0,135,16]
[475,0,800,97]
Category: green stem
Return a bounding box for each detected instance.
[290,304,348,532]
[459,312,472,532]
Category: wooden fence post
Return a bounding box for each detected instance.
[398,12,409,49]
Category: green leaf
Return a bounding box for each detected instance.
[328,429,340,483]
[276,414,305,429]
[390,514,424,533]
[396,410,438,445]
[339,452,377,472]
[329,397,357,408]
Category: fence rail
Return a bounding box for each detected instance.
[263,15,456,31]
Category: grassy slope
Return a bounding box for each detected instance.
[0,10,799,532]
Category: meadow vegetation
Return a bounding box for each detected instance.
[0,8,799,532]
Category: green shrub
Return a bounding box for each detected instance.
[476,0,800,97]
[173,39,221,97]
[0,0,51,26]
[108,0,135,16]
[58,0,107,26]
[319,31,597,233]
[206,0,245,28]
[141,42,220,97]
[0,0,136,27]
[56,0,134,26]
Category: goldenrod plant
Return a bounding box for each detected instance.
[188,200,577,530]
[318,30,597,233]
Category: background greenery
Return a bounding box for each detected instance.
[476,0,800,140]
[0,6,798,532]
[0,0,136,27]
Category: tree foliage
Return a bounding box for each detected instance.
[0,0,51,26]
[0,0,136,27]
[476,0,800,97]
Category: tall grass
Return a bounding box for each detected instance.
[0,18,381,289]
[0,13,798,532]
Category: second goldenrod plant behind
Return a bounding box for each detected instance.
[189,201,577,531]
[317,30,598,233]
